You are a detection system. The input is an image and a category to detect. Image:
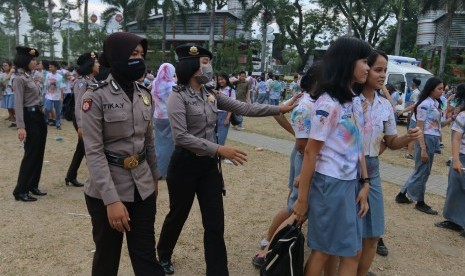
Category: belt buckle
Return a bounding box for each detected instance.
[124,155,139,169]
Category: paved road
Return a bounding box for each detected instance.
[228,129,448,197]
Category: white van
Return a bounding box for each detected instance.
[386,55,433,120]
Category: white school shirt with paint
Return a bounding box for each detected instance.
[416,97,441,137]
[410,88,420,104]
[310,93,364,180]
[290,93,315,139]
[391,91,401,106]
[257,81,267,94]
[451,111,465,155]
[359,93,397,157]
[45,72,65,101]
[218,86,236,112]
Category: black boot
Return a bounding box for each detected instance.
[65,177,84,187]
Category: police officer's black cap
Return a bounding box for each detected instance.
[15,46,40,58]
[77,52,98,66]
[176,44,212,61]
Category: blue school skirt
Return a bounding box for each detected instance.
[362,156,384,238]
[443,154,465,228]
[307,172,362,257]
[1,94,14,109]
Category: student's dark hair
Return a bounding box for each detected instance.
[455,83,465,112]
[260,76,265,81]
[2,60,12,67]
[315,36,372,104]
[239,70,246,76]
[353,49,388,95]
[176,58,201,85]
[216,72,232,89]
[385,83,396,95]
[49,60,60,68]
[414,77,443,117]
[41,60,50,70]
[13,55,33,70]
[300,61,321,93]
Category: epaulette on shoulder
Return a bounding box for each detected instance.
[135,81,150,92]
[172,84,187,93]
[88,80,108,92]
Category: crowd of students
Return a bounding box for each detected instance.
[3,33,465,276]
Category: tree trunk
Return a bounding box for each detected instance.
[48,0,55,59]
[14,0,20,45]
[84,0,89,44]
[260,17,267,72]
[394,1,403,55]
[439,11,452,76]
[161,11,167,55]
[209,0,215,53]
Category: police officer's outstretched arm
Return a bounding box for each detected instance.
[81,91,131,232]
[167,91,247,165]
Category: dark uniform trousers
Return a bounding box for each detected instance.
[85,190,165,276]
[14,109,47,194]
[157,148,228,276]
[66,113,85,180]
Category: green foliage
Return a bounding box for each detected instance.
[378,20,418,56]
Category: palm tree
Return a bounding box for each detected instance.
[160,0,190,54]
[101,0,137,31]
[421,0,465,76]
[243,0,276,72]
[135,0,159,31]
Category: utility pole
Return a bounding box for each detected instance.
[48,0,55,59]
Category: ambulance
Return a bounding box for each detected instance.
[386,55,434,121]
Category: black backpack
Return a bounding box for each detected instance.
[260,221,305,276]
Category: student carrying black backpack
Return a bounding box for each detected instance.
[260,221,305,276]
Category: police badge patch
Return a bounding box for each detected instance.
[82,98,93,112]
[78,82,84,89]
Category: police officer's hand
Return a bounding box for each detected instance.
[77,127,83,139]
[17,128,26,142]
[107,201,131,233]
[224,118,230,125]
[292,199,308,226]
[407,127,422,141]
[217,146,247,165]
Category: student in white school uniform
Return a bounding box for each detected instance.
[435,92,465,238]
[354,50,422,276]
[292,36,371,276]
[396,77,454,215]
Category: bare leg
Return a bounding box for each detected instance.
[305,250,330,276]
[266,209,292,241]
[339,251,362,276]
[324,256,339,276]
[357,237,379,276]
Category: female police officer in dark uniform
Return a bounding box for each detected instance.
[81,32,164,276]
[157,45,296,275]
[13,46,48,202]
[64,52,99,187]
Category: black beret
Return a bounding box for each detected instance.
[77,52,98,66]
[15,46,39,58]
[175,44,212,61]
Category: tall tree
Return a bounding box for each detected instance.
[159,0,190,54]
[101,0,137,31]
[318,0,395,46]
[243,0,277,72]
[420,0,465,76]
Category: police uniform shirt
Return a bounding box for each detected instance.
[81,74,158,205]
[13,69,42,129]
[167,85,280,157]
[74,76,96,128]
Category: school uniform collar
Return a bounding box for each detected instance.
[359,91,382,106]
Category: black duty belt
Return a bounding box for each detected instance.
[24,105,43,112]
[105,148,146,170]
[174,146,211,158]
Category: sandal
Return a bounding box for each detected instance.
[434,220,464,232]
